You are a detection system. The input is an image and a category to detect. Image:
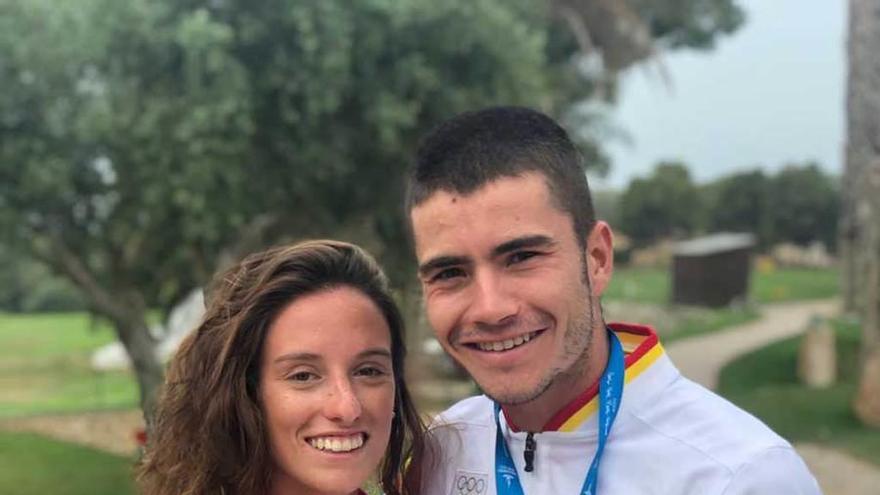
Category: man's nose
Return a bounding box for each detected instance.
[323,378,363,424]
[468,269,518,327]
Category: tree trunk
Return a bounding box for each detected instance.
[847,0,880,427]
[36,237,166,428]
[839,200,858,313]
[113,314,164,428]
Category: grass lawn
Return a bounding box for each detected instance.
[0,312,138,418]
[717,318,880,466]
[663,307,757,342]
[751,267,840,303]
[604,267,670,305]
[0,431,135,495]
[605,266,839,305]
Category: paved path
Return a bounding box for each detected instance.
[667,298,880,495]
[666,299,838,390]
[797,443,880,495]
[0,409,143,456]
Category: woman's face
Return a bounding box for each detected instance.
[259,286,396,495]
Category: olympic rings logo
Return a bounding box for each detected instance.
[453,473,486,495]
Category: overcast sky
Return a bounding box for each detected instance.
[592,0,847,190]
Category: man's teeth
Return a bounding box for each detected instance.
[308,433,365,453]
[476,331,538,352]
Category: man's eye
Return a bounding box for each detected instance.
[430,268,464,283]
[508,251,538,265]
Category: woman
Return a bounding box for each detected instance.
[137,240,426,495]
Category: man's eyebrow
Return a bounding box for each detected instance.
[491,235,555,258]
[358,348,392,360]
[417,255,470,277]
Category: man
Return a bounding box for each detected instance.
[406,106,821,494]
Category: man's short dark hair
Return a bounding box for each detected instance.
[406,106,596,246]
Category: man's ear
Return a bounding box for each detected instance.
[584,221,614,297]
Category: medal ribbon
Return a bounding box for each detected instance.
[494,329,625,495]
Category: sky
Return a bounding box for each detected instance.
[592,0,847,190]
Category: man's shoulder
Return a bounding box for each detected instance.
[432,394,495,429]
[421,395,497,495]
[631,375,794,470]
[618,376,820,492]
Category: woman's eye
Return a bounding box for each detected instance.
[287,371,318,382]
[356,367,387,378]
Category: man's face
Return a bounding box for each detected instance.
[411,173,609,405]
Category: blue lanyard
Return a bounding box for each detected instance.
[494,330,625,495]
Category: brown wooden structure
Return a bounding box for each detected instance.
[672,233,755,307]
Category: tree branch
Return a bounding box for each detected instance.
[550,0,654,71]
[30,230,130,325]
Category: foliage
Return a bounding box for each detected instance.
[0,247,85,312]
[766,163,839,249]
[703,169,771,246]
[631,0,745,50]
[619,161,702,245]
[704,163,839,249]
[0,0,593,313]
[718,319,880,466]
[0,431,135,495]
[615,162,839,249]
[592,189,622,227]
[0,0,747,415]
[1,0,577,416]
[545,0,744,74]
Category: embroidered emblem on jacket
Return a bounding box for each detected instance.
[451,470,488,495]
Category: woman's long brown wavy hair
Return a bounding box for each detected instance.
[136,240,426,495]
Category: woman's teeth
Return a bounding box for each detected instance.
[308,433,365,453]
[476,331,539,352]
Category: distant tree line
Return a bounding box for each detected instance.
[614,161,839,250]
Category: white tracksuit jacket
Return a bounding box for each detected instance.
[420,323,821,495]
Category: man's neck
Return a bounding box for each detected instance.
[503,328,610,432]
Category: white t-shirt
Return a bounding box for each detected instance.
[421,323,821,495]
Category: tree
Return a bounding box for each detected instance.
[844,0,880,427]
[766,163,839,249]
[0,247,85,313]
[701,165,838,250]
[0,0,746,424]
[0,0,257,421]
[619,161,702,245]
[549,0,744,72]
[704,169,771,246]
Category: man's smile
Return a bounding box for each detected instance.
[462,329,546,353]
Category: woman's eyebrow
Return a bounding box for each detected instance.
[272,348,391,365]
[272,352,321,365]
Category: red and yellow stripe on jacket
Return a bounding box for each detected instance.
[506,322,663,433]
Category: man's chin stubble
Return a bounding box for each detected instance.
[487,330,596,407]
[484,373,557,406]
